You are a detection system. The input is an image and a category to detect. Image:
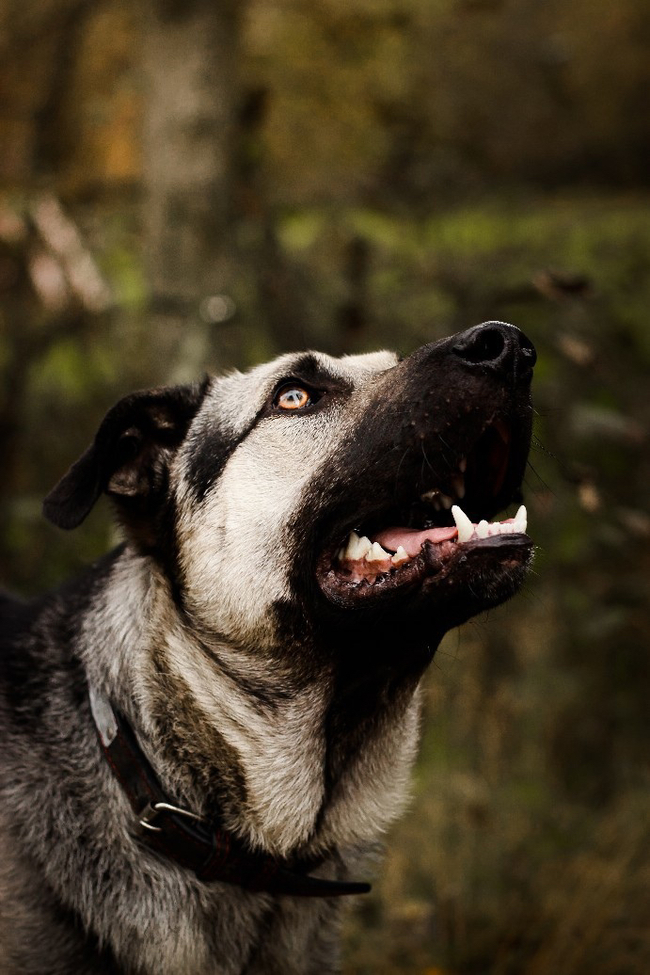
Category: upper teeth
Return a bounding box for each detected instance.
[337,504,528,571]
[452,503,528,541]
[514,504,527,533]
[451,505,474,542]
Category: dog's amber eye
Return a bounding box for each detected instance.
[274,385,313,411]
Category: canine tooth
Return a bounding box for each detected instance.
[366,542,390,562]
[513,504,527,534]
[451,504,474,543]
[459,457,467,473]
[391,546,410,566]
[451,475,466,499]
[440,494,454,510]
[476,520,489,539]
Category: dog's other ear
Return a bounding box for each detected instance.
[43,379,209,530]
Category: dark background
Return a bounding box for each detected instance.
[1,1,648,972]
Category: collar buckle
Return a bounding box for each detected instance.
[139,800,204,833]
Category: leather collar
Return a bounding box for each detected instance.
[89,685,370,898]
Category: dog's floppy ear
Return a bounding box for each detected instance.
[43,379,209,530]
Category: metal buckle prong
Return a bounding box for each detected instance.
[139,800,204,832]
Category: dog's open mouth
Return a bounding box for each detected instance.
[335,502,527,581]
[316,416,533,609]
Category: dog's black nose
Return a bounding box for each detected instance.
[452,321,536,379]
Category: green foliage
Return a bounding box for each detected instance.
[247,0,650,205]
[3,193,648,974]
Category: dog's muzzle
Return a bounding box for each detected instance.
[313,323,536,621]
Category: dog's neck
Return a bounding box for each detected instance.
[81,545,421,859]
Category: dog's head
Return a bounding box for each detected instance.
[45,322,535,671]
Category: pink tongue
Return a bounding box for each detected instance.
[374,526,458,557]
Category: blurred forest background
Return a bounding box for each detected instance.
[1,0,649,972]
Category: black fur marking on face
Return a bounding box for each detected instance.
[185,355,354,503]
[184,412,265,504]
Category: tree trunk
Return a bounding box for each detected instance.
[141,0,244,380]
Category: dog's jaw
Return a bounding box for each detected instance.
[310,405,533,633]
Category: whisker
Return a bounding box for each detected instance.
[524,461,556,497]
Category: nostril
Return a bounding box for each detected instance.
[453,326,507,364]
[451,321,536,379]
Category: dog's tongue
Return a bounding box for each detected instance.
[374,526,457,557]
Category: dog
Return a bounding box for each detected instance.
[0,322,535,974]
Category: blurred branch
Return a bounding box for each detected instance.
[29,195,112,314]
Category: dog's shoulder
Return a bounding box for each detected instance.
[0,548,126,721]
